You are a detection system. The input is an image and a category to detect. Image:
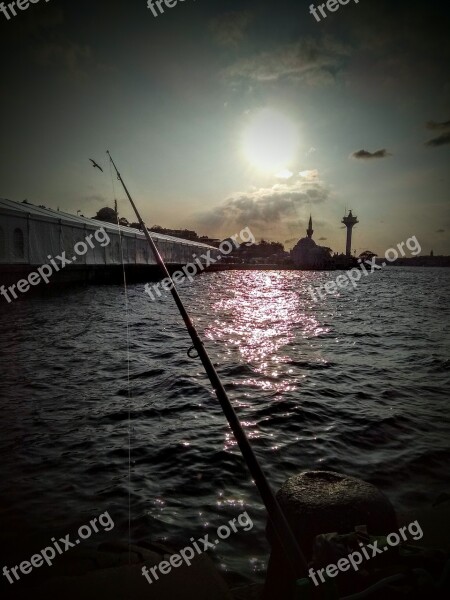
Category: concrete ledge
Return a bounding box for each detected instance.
[8,541,232,600]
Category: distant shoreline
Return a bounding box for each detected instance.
[202,257,450,272]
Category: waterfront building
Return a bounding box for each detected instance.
[290,216,331,269]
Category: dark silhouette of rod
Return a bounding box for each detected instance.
[107,150,308,580]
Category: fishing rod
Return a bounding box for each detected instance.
[106,150,308,581]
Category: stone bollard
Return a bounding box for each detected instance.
[263,471,398,600]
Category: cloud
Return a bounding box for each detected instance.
[299,169,319,180]
[351,149,392,160]
[436,229,445,233]
[424,119,450,147]
[276,169,293,180]
[0,6,98,80]
[35,40,92,78]
[426,120,450,131]
[199,174,329,230]
[319,237,327,241]
[210,10,253,49]
[223,37,351,86]
[425,132,450,147]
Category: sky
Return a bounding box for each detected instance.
[0,0,449,255]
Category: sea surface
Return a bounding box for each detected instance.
[0,267,449,585]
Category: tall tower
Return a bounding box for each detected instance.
[306,215,314,238]
[342,210,358,256]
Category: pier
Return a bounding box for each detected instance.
[0,198,215,286]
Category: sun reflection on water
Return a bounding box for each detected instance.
[205,271,328,394]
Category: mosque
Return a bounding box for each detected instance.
[290,215,332,269]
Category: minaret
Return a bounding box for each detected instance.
[341,210,358,256]
[306,215,314,238]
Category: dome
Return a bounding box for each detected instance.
[290,215,330,269]
[293,237,317,251]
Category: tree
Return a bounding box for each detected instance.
[269,241,285,253]
[94,207,117,224]
[359,250,377,261]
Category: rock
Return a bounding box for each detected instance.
[263,471,397,600]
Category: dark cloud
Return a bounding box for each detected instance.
[424,119,450,146]
[3,4,104,80]
[0,5,64,46]
[221,1,450,95]
[0,6,93,79]
[426,120,450,131]
[223,36,351,86]
[338,1,450,96]
[319,237,327,241]
[436,229,445,233]
[351,149,392,160]
[35,40,93,78]
[209,10,253,49]
[425,132,450,148]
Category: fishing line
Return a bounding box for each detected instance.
[109,159,133,565]
[106,150,308,581]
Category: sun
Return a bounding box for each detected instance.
[242,109,299,173]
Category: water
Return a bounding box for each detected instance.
[0,267,449,585]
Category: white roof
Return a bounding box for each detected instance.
[0,197,214,248]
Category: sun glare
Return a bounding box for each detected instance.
[242,109,299,173]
